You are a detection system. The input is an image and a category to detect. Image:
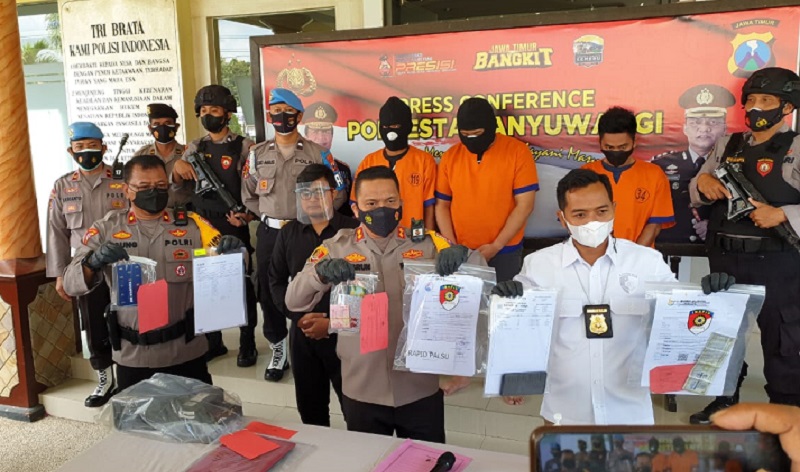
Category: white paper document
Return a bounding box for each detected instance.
[405,273,483,376]
[641,290,749,396]
[192,253,247,334]
[484,290,558,396]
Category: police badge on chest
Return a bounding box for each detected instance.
[583,304,613,339]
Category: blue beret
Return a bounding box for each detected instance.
[268,88,304,113]
[69,122,104,141]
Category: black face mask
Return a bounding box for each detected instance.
[151,124,177,144]
[562,460,576,469]
[380,127,410,152]
[73,149,104,171]
[201,114,228,133]
[746,105,786,132]
[270,112,299,135]
[134,188,169,215]
[457,98,497,157]
[602,149,634,167]
[357,205,402,238]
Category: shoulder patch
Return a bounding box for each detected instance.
[344,253,367,263]
[82,227,99,245]
[112,231,131,240]
[309,246,329,263]
[402,249,424,259]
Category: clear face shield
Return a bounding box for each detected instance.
[295,181,334,225]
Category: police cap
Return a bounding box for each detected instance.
[304,101,337,130]
[679,84,736,118]
[268,88,305,113]
[194,85,237,116]
[741,67,800,108]
[69,122,104,141]
[146,103,178,121]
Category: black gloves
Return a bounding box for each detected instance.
[701,272,736,294]
[217,235,245,255]
[85,242,128,271]
[491,280,524,298]
[436,245,469,276]
[315,258,355,285]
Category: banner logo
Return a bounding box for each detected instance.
[379,54,393,77]
[276,56,317,96]
[688,309,713,335]
[573,35,604,67]
[474,42,553,71]
[440,284,460,311]
[727,32,775,76]
[393,52,455,76]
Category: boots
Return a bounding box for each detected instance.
[264,337,289,382]
[85,366,114,408]
[237,345,258,368]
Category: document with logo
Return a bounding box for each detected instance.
[484,290,558,396]
[641,290,748,396]
[405,273,483,376]
[193,252,247,334]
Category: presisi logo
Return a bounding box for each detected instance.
[474,42,554,71]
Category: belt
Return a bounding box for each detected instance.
[715,235,788,254]
[260,215,293,229]
[118,320,187,346]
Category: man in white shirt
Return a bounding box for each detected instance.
[493,169,734,424]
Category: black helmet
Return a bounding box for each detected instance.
[194,85,237,116]
[741,67,800,108]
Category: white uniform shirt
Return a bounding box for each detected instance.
[515,237,676,425]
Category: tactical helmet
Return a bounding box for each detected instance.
[194,85,237,116]
[741,67,800,108]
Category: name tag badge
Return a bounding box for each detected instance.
[583,304,613,339]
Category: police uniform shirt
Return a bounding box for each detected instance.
[63,210,220,368]
[133,142,190,208]
[689,125,800,234]
[268,212,360,323]
[652,148,710,242]
[242,136,328,221]
[514,237,676,425]
[184,131,254,164]
[285,225,484,407]
[46,164,128,277]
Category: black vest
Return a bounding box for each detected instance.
[191,136,245,217]
[709,131,800,239]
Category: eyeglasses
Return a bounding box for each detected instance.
[686,118,725,129]
[129,183,169,192]
[295,187,331,200]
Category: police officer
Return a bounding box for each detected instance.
[133,103,190,208]
[284,166,481,442]
[242,88,345,381]
[690,67,800,418]
[47,122,127,408]
[62,154,245,390]
[652,85,735,243]
[172,85,259,368]
[268,164,359,427]
[304,100,354,217]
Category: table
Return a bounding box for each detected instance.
[56,419,529,471]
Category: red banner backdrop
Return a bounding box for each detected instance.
[258,6,800,247]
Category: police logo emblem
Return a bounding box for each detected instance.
[688,309,713,335]
[175,264,187,277]
[619,273,639,294]
[314,106,327,120]
[672,182,680,190]
[757,158,773,177]
[589,314,608,335]
[169,229,187,237]
[221,156,233,170]
[439,284,460,311]
[727,32,775,77]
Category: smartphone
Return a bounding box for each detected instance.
[531,425,790,472]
